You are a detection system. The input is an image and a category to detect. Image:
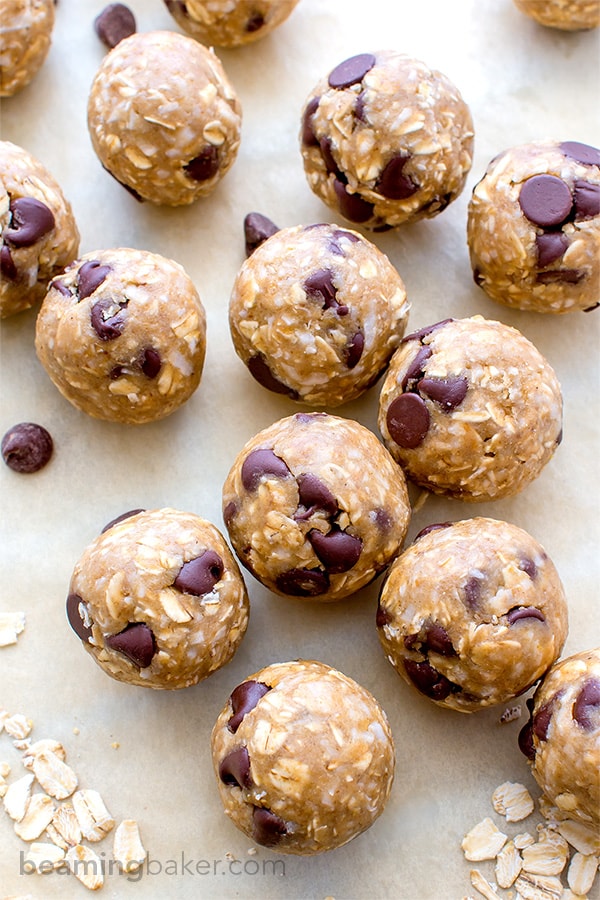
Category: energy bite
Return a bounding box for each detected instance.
[519,647,600,824]
[211,659,395,854]
[35,247,206,424]
[229,222,410,406]
[222,412,411,601]
[468,141,600,313]
[67,508,249,690]
[87,31,242,205]
[300,50,474,230]
[378,316,563,501]
[1,141,79,318]
[0,0,55,97]
[163,0,301,48]
[512,0,600,30]
[377,518,568,712]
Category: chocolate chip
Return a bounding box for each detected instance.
[247,355,299,399]
[572,677,600,730]
[105,622,156,668]
[101,163,144,201]
[333,178,374,223]
[354,90,368,123]
[423,621,455,656]
[101,508,145,533]
[252,807,287,846]
[536,232,569,267]
[184,147,219,182]
[401,346,432,389]
[66,593,93,642]
[519,557,537,579]
[295,473,338,519]
[140,348,161,378]
[373,508,392,531]
[304,268,339,310]
[90,298,127,341]
[243,212,279,256]
[295,412,327,423]
[401,319,453,344]
[376,155,418,200]
[328,228,361,255]
[246,12,265,32]
[573,180,600,219]
[344,330,364,368]
[418,376,468,410]
[308,527,362,574]
[519,175,573,227]
[403,658,459,702]
[518,715,535,760]
[173,550,224,596]
[94,3,136,48]
[328,53,376,89]
[241,448,292,491]
[301,96,320,146]
[223,501,237,528]
[560,141,600,167]
[319,137,340,177]
[506,606,545,624]
[5,197,55,247]
[228,680,271,733]
[536,269,583,284]
[78,260,112,299]
[386,393,430,449]
[275,567,329,597]
[532,698,555,741]
[376,603,391,628]
[0,245,17,280]
[463,576,482,609]
[414,522,452,541]
[1,422,53,473]
[51,279,73,298]
[219,747,251,788]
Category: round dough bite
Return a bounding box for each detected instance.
[519,647,600,825]
[1,141,79,318]
[87,30,242,205]
[67,508,249,690]
[468,141,600,313]
[229,221,410,406]
[163,0,300,47]
[35,247,206,424]
[0,0,55,97]
[377,518,568,712]
[512,0,600,30]
[300,50,474,230]
[211,659,395,854]
[377,316,563,501]
[222,412,411,602]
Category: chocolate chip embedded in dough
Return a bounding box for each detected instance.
[247,354,299,399]
[560,141,600,167]
[174,550,224,596]
[401,346,432,389]
[51,279,73,298]
[532,697,556,742]
[241,448,292,491]
[403,658,459,702]
[245,11,265,32]
[333,178,374,223]
[572,677,600,730]
[105,622,157,668]
[418,375,468,411]
[295,473,338,518]
[344,330,364,368]
[519,557,538,579]
[5,197,55,247]
[328,228,361,255]
[423,621,455,656]
[94,3,136,49]
[328,53,376,89]
[244,212,279,256]
[275,567,330,597]
[308,527,363,574]
[506,606,545,625]
[0,245,17,280]
[386,393,430,449]
[101,508,145,533]
[518,174,573,227]
[66,593,94,642]
[518,711,536,760]
[140,347,161,378]
[90,298,128,341]
[301,96,320,146]
[376,603,391,628]
[219,746,252,788]
[573,180,600,219]
[536,269,583,284]
[401,319,453,344]
[304,268,339,310]
[414,522,452,541]
[1,422,53,473]
[319,137,340,177]
[376,155,418,200]
[228,680,271,733]
[536,232,569,268]
[252,806,287,846]
[78,260,112,300]
[184,146,219,182]
[463,576,482,610]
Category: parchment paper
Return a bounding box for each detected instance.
[1,1,599,898]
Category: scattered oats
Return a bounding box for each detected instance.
[495,840,523,889]
[47,802,82,848]
[0,611,26,646]
[0,708,8,732]
[499,705,522,724]
[522,829,569,876]
[0,761,11,777]
[12,739,31,751]
[557,819,600,856]
[31,749,78,800]
[66,844,104,890]
[538,796,564,823]
[3,772,35,821]
[14,792,56,840]
[470,868,499,899]
[113,819,147,873]
[247,847,257,856]
[492,782,535,822]
[225,851,236,861]
[23,739,67,767]
[4,713,33,741]
[567,852,599,896]
[514,871,565,899]
[111,742,120,750]
[462,817,508,861]
[73,727,80,736]
[72,788,115,841]
[22,841,66,873]
[515,832,537,850]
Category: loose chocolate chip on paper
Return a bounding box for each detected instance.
[174,550,224,596]
[506,606,545,625]
[101,508,145,533]
[275,567,330,597]
[5,197,55,247]
[247,354,299,399]
[536,232,569,267]
[559,141,600,167]
[244,212,279,256]
[66,593,94,642]
[252,807,287,846]
[78,260,112,300]
[573,180,600,219]
[184,146,220,182]
[105,622,157,668]
[219,747,252,788]
[228,680,271,733]
[386,393,430,449]
[308,527,363,574]
[518,174,573,227]
[376,155,418,200]
[328,53,376,89]
[333,178,374,223]
[572,677,600,730]
[418,376,468,411]
[241,448,292,492]
[94,3,136,49]
[1,422,53,473]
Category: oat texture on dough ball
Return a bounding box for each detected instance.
[222,412,411,602]
[163,0,301,47]
[377,316,563,502]
[35,247,206,424]
[211,659,395,854]
[512,0,600,30]
[0,0,55,97]
[519,647,600,825]
[468,141,600,313]
[377,518,568,713]
[300,50,474,229]
[1,141,79,318]
[87,31,242,205]
[67,508,250,690]
[229,221,410,406]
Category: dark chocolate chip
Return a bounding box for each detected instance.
[328,228,361,255]
[1,422,53,473]
[228,680,271,733]
[386,393,430,449]
[328,53,376,89]
[0,245,17,280]
[518,175,573,227]
[333,178,374,223]
[105,622,156,668]
[5,197,55,247]
[344,330,364,368]
[463,576,482,609]
[304,268,338,310]
[141,348,161,378]
[101,163,144,201]
[319,137,340,177]
[376,155,418,200]
[301,96,320,146]
[418,376,468,411]
[294,411,327,423]
[506,606,545,625]
[78,260,112,299]
[401,346,432,389]
[247,355,299,399]
[173,550,224,596]
[218,747,251,788]
[532,698,555,741]
[376,603,391,628]
[275,567,330,597]
[560,141,600,167]
[414,522,452,541]
[241,448,292,491]
[243,212,279,256]
[295,473,338,519]
[245,12,265,32]
[401,319,453,344]
[423,621,455,656]
[519,557,537,579]
[252,807,287,847]
[572,677,600,730]
[536,232,569,268]
[184,147,219,182]
[354,90,367,123]
[101,508,145,533]
[51,279,72,298]
[308,527,362,574]
[66,593,93,642]
[90,298,127,341]
[403,658,459,702]
[518,717,536,760]
[373,507,392,532]
[472,268,484,287]
[573,180,600,219]
[94,3,136,48]
[223,501,237,528]
[536,269,584,284]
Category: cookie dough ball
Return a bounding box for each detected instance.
[512,0,600,30]
[229,222,410,406]
[211,659,395,854]
[300,50,474,230]
[0,0,55,97]
[87,31,242,205]
[468,141,600,313]
[1,141,79,318]
[163,0,300,48]
[377,518,568,713]
[35,247,206,424]
[222,412,411,601]
[519,648,600,824]
[378,316,563,501]
[67,508,249,690]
